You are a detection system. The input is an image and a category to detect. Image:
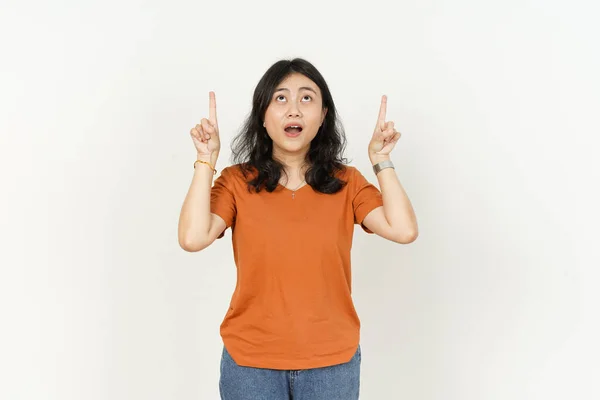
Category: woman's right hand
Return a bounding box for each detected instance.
[190,91,221,159]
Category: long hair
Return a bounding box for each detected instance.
[230,58,349,194]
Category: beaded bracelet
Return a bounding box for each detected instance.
[194,159,217,175]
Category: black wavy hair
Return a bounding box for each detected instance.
[230,58,349,194]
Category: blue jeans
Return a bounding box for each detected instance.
[219,344,361,400]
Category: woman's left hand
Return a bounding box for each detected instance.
[368,95,401,162]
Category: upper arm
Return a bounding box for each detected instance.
[351,166,386,235]
[362,206,417,244]
[362,206,399,242]
[203,213,227,248]
[350,166,414,244]
[179,213,227,252]
[209,166,236,242]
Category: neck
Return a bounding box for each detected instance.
[272,147,309,180]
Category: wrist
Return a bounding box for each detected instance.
[369,154,390,165]
[371,158,394,176]
[194,153,219,175]
[197,152,219,164]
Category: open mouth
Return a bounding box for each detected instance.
[285,126,302,134]
[284,126,303,136]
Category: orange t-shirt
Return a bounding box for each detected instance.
[210,163,383,370]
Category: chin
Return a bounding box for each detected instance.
[275,139,307,152]
[281,143,306,152]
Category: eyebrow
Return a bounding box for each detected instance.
[274,86,317,94]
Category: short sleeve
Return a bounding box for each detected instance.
[210,166,237,239]
[351,167,384,234]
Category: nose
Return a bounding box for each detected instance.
[286,101,302,118]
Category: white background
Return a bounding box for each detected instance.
[1,0,599,399]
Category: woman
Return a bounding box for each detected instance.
[178,58,418,399]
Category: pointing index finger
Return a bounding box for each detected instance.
[378,94,387,122]
[377,95,387,131]
[209,91,218,125]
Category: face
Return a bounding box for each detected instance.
[263,73,327,160]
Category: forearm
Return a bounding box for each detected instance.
[178,154,218,250]
[371,156,418,240]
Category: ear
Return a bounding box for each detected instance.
[321,107,328,124]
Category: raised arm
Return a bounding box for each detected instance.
[178,91,223,251]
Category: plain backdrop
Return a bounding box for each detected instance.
[1,0,599,399]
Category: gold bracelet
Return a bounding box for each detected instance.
[194,159,217,175]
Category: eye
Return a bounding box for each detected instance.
[274,94,313,102]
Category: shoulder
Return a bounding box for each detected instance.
[334,164,357,180]
[339,165,378,197]
[218,163,246,179]
[336,164,368,183]
[216,163,256,189]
